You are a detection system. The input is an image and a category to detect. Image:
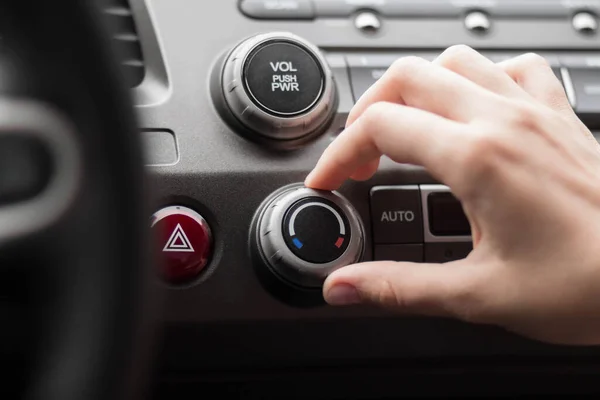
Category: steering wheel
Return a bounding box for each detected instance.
[0,1,156,399]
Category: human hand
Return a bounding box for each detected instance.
[305,45,600,345]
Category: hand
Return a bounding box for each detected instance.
[305,45,600,345]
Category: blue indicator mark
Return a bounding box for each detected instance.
[292,237,303,249]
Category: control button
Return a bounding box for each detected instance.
[427,192,471,237]
[425,242,473,263]
[240,0,315,19]
[253,185,364,288]
[354,11,382,35]
[374,244,423,263]
[283,197,351,263]
[420,184,472,243]
[0,136,53,206]
[151,206,212,284]
[567,68,600,114]
[220,32,337,142]
[370,186,423,244]
[244,41,323,116]
[572,11,598,35]
[464,11,491,35]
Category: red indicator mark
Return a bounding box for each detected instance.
[334,237,344,248]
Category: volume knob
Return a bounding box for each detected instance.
[219,32,337,145]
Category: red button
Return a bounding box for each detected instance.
[151,206,213,284]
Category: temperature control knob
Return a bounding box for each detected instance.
[252,185,364,290]
[217,32,337,146]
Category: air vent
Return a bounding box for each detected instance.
[102,0,145,88]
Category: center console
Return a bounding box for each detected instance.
[127,0,600,397]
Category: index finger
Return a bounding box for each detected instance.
[345,56,504,128]
[305,101,469,191]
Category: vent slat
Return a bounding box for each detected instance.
[114,34,140,42]
[123,60,144,67]
[102,0,145,87]
[104,6,132,17]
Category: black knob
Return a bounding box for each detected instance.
[216,32,337,146]
[244,41,324,116]
[252,184,364,290]
[282,197,351,264]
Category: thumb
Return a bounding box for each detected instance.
[323,260,487,320]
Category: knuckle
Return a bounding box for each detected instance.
[461,134,501,169]
[516,52,551,69]
[506,101,544,131]
[357,102,393,144]
[388,56,427,79]
[438,44,477,68]
[456,130,512,188]
[377,278,405,309]
[360,102,391,127]
[445,44,476,56]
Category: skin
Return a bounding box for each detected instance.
[304,45,600,345]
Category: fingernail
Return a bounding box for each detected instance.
[325,283,360,306]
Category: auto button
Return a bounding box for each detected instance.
[370,185,423,244]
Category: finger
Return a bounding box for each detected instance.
[323,260,487,321]
[497,53,574,116]
[498,53,599,148]
[434,45,529,100]
[345,56,505,128]
[305,102,468,191]
[349,158,380,181]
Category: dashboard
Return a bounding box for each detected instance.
[116,0,600,397]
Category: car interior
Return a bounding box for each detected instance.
[3,0,600,398]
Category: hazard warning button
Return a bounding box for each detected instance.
[151,205,213,284]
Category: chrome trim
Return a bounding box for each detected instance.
[561,67,577,109]
[256,185,365,288]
